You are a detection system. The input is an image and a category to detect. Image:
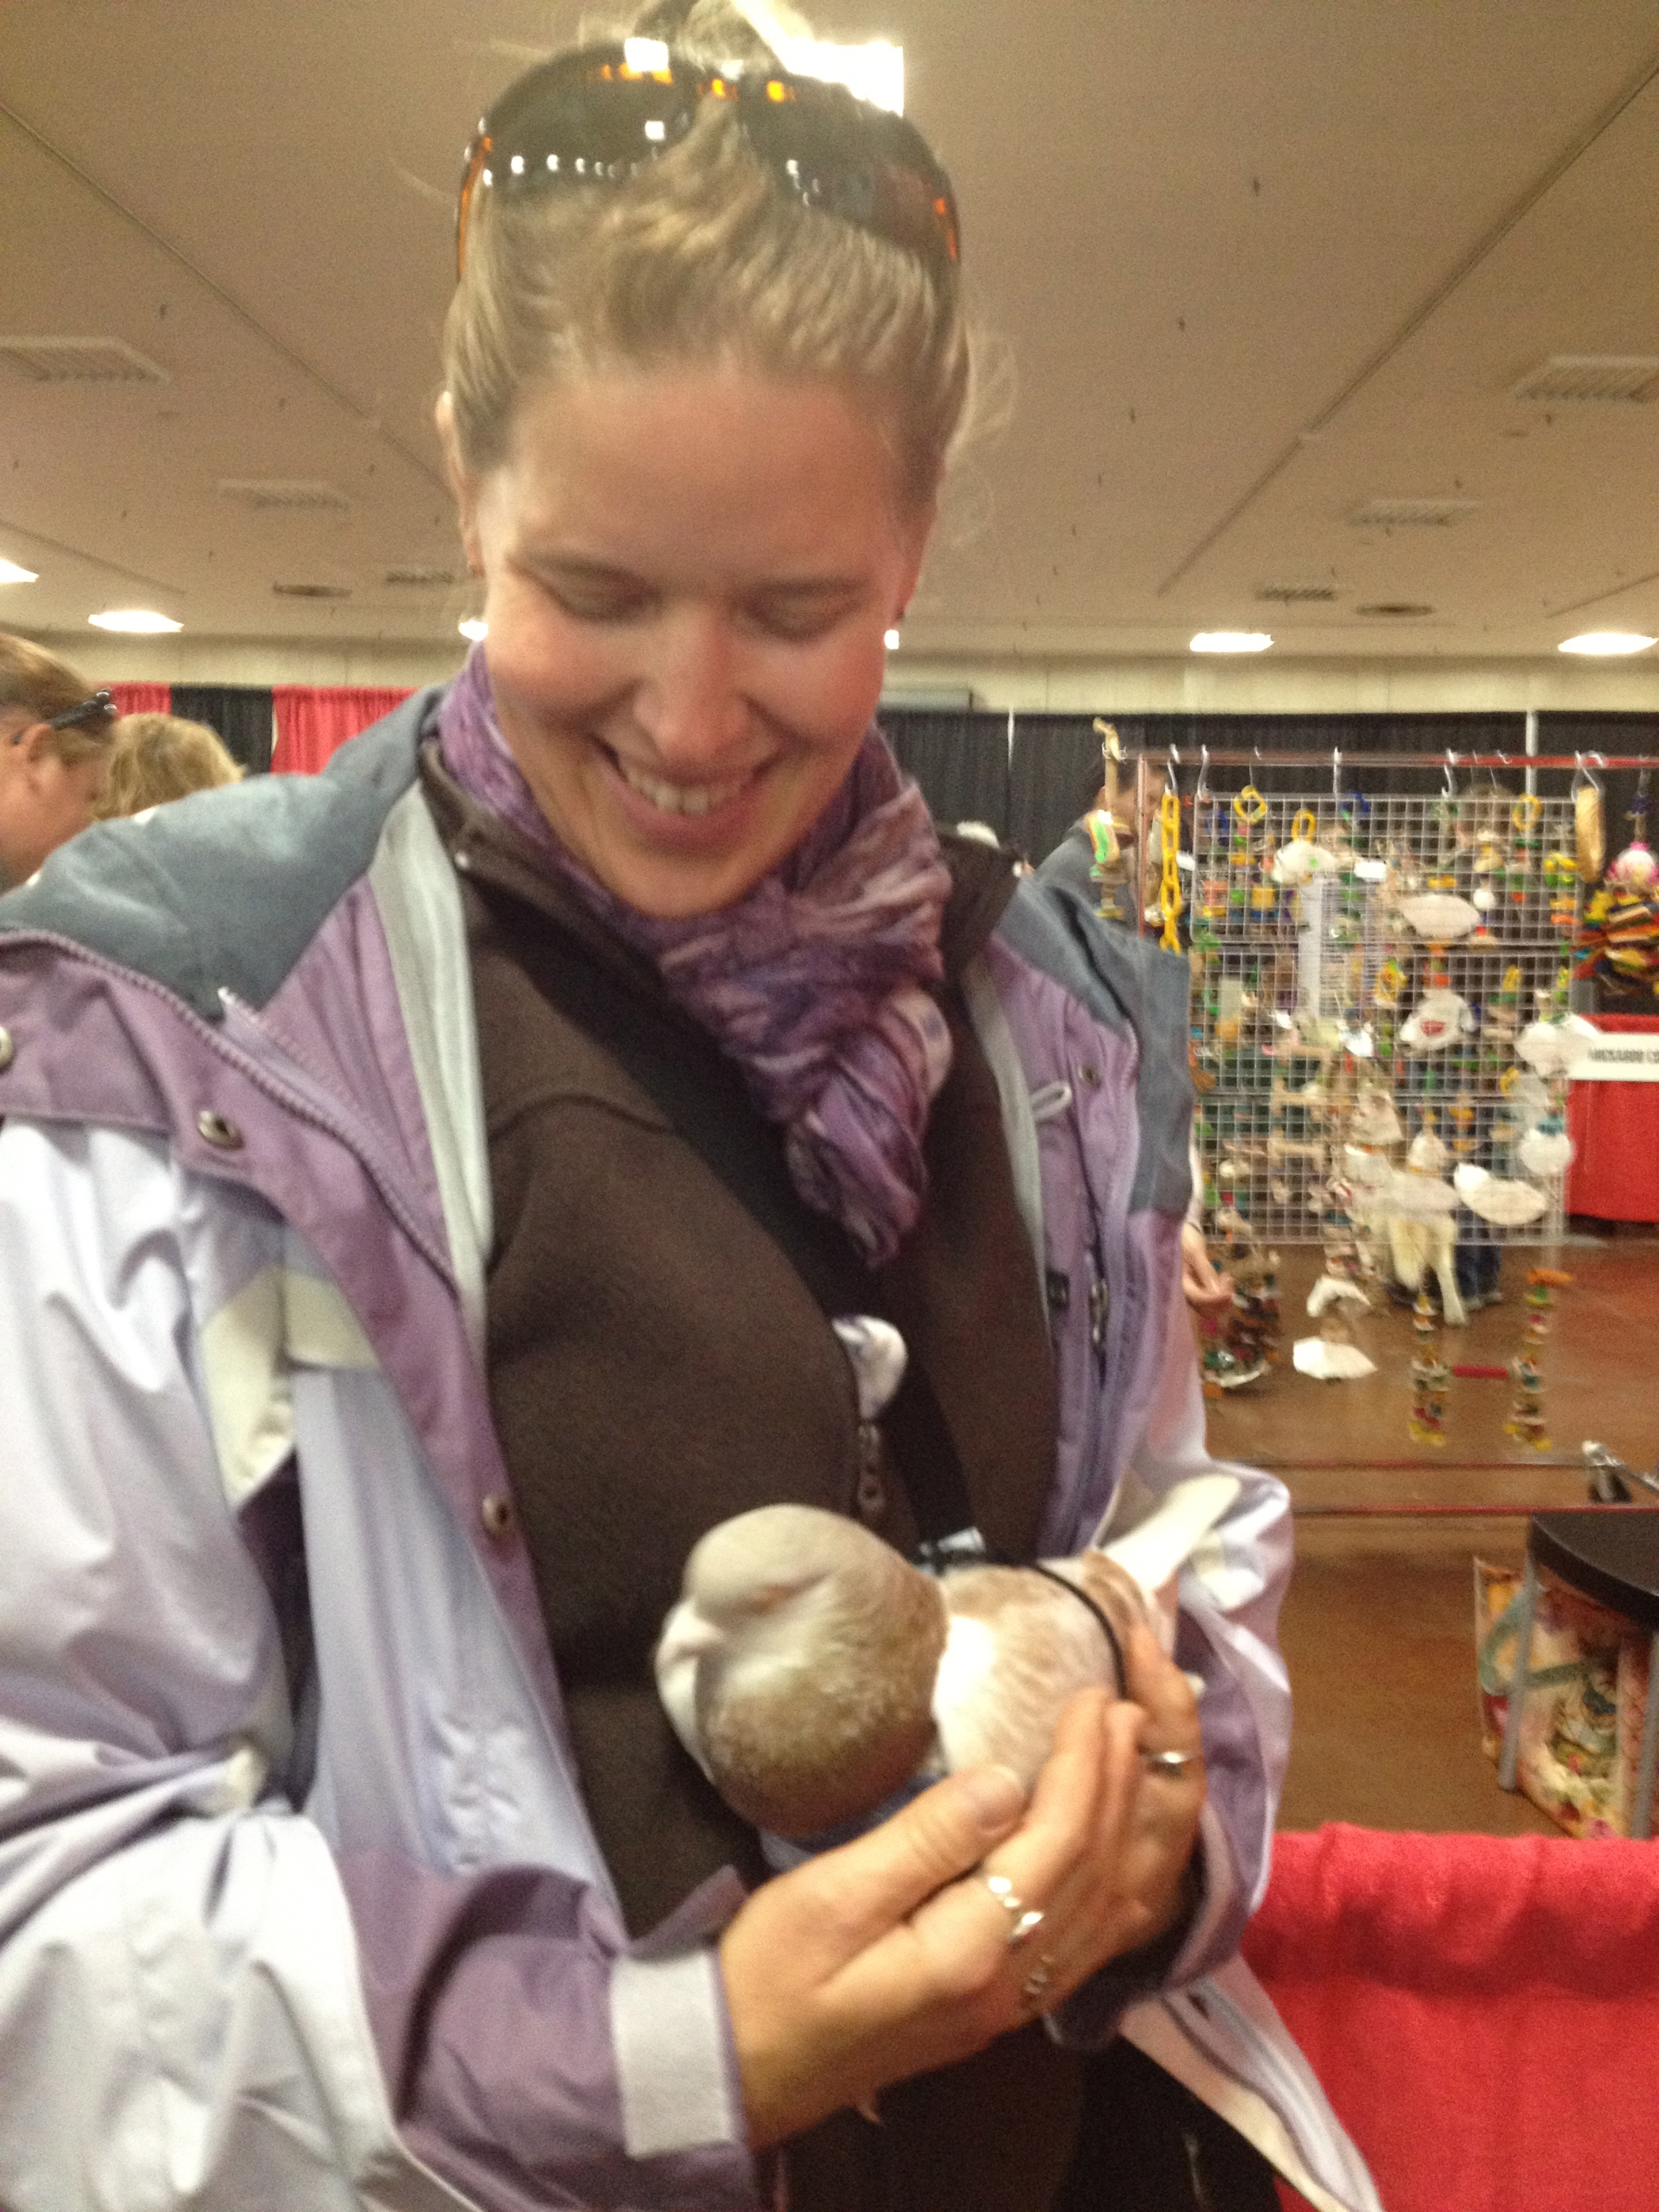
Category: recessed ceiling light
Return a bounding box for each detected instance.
[0,558,39,584]
[458,617,487,642]
[1190,631,1272,654]
[1557,632,1656,657]
[88,609,182,634]
[884,628,901,650]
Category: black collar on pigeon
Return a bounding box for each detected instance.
[913,1538,1129,1695]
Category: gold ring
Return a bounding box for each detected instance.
[981,1872,1046,1949]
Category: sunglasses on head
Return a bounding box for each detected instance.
[457,41,959,279]
[45,690,116,731]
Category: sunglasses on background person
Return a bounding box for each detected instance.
[457,41,960,279]
[5,690,117,744]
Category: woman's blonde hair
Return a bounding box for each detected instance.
[0,633,116,771]
[93,713,243,819]
[442,0,971,511]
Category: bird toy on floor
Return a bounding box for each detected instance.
[1504,1267,1573,1451]
[1408,1286,1450,1446]
[654,1480,1237,1839]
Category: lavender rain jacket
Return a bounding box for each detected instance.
[0,693,1378,2212]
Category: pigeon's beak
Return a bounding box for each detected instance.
[655,1608,725,1670]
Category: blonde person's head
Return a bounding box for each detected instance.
[0,633,120,884]
[94,713,243,819]
[0,634,115,773]
[439,0,971,516]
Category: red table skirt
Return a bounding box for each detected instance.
[1567,1014,1659,1222]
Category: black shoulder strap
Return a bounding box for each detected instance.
[468,880,982,1546]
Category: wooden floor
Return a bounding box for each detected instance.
[1200,1231,1658,1837]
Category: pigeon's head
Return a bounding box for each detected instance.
[657,1504,948,1837]
[679,1504,856,1635]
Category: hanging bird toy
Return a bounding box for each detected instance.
[1408,1286,1451,1447]
[1504,1268,1572,1452]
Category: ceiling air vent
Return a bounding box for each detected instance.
[1356,602,1435,619]
[218,478,351,512]
[0,336,169,384]
[383,566,465,588]
[272,581,351,600]
[1255,584,1338,604]
[1349,497,1479,529]
[1510,355,1659,405]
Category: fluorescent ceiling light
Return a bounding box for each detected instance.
[1190,631,1273,654]
[458,617,488,642]
[0,558,39,584]
[774,38,904,113]
[884,628,901,650]
[1558,631,1656,657]
[88,608,181,634]
[623,37,670,73]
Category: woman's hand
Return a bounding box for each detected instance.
[719,1619,1205,2148]
[1180,1222,1235,1319]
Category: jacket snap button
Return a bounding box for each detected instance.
[197,1109,244,1150]
[0,1025,12,1071]
[1076,1063,1101,1089]
[480,1492,516,1538]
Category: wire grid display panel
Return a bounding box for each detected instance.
[1185,783,1580,1249]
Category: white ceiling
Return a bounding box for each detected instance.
[3,1,1658,663]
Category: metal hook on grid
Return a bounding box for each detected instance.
[1195,744,1210,808]
[1571,751,1604,796]
[1331,746,1343,802]
[1442,750,1458,800]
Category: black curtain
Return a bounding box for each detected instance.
[1099,710,1525,802]
[170,684,275,776]
[1007,716,1106,865]
[880,708,1011,840]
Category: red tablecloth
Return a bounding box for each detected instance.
[1567,1014,1659,1222]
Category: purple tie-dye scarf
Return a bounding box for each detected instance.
[438,647,953,1265]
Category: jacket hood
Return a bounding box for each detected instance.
[0,689,444,1021]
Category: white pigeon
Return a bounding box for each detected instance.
[654,1476,1238,1839]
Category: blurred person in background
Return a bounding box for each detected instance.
[94,710,244,819]
[0,633,117,888]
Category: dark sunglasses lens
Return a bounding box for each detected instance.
[742,94,957,263]
[486,54,696,184]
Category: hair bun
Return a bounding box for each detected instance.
[628,0,792,73]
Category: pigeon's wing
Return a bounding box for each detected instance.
[932,1568,1118,1788]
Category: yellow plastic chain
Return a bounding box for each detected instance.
[1511,793,1542,833]
[1291,806,1319,844]
[1233,784,1267,825]
[1159,789,1184,951]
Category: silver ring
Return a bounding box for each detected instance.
[1020,1954,1057,2011]
[1141,1747,1198,1773]
[981,1872,1046,1949]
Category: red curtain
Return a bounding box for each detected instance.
[270,686,413,775]
[108,682,171,716]
[1566,1014,1659,1222]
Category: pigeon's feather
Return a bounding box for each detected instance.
[654,1487,1235,1839]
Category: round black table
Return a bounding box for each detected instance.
[1498,1508,1659,1839]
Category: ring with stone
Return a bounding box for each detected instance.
[1020,1954,1057,2011]
[981,1871,1046,1948]
[1139,1747,1198,1774]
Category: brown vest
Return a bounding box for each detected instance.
[423,758,1088,2209]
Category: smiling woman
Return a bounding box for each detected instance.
[0,5,1368,2212]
